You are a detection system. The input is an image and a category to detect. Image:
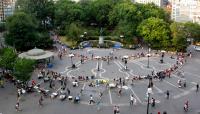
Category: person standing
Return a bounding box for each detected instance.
[130,94,134,105]
[196,83,199,92]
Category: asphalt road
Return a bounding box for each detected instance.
[1,46,200,114]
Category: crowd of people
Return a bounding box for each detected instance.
[1,42,199,114]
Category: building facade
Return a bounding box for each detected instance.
[134,0,164,7]
[0,0,16,22]
[171,0,200,24]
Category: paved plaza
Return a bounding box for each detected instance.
[1,46,200,114]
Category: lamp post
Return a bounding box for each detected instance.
[124,58,127,70]
[160,52,165,63]
[95,56,101,71]
[69,54,74,68]
[80,55,83,64]
[107,56,109,65]
[147,43,150,68]
[123,55,128,70]
[97,58,100,71]
[146,86,152,114]
[120,35,124,43]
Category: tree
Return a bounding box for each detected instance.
[55,0,83,33]
[170,22,187,51]
[13,58,35,82]
[16,0,55,30]
[90,0,115,27]
[184,22,200,42]
[0,48,17,70]
[137,17,170,49]
[135,3,171,23]
[5,12,38,51]
[109,1,141,40]
[0,22,6,32]
[66,23,82,45]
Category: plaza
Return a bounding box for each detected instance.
[0,45,200,114]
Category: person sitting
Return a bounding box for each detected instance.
[74,95,80,103]
[88,82,95,87]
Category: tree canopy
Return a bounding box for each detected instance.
[13,58,35,82]
[170,22,187,51]
[184,22,200,42]
[6,0,199,51]
[16,0,55,30]
[137,17,171,49]
[5,12,38,51]
[0,48,17,70]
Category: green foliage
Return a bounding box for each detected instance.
[184,22,200,41]
[0,48,17,70]
[5,12,53,51]
[90,0,115,27]
[13,58,35,82]
[5,12,38,51]
[137,17,170,49]
[170,22,187,51]
[65,23,83,45]
[136,3,170,22]
[36,32,53,49]
[16,0,55,30]
[55,0,83,30]
[0,22,6,32]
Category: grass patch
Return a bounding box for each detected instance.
[60,36,77,47]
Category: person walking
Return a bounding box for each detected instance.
[196,83,199,92]
[96,98,101,110]
[151,98,155,107]
[118,88,122,97]
[15,101,21,111]
[67,88,70,95]
[116,106,120,114]
[113,105,117,114]
[113,105,120,114]
[38,95,44,107]
[89,95,95,104]
[166,90,169,99]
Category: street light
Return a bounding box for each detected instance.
[123,55,128,70]
[160,50,165,63]
[69,54,75,68]
[147,53,151,68]
[147,43,150,68]
[95,56,101,71]
[107,56,109,64]
[120,35,124,43]
[146,86,153,114]
[80,55,84,64]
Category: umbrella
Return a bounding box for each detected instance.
[146,54,151,57]
[69,54,74,57]
[123,55,129,59]
[161,50,166,53]
[95,56,101,59]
